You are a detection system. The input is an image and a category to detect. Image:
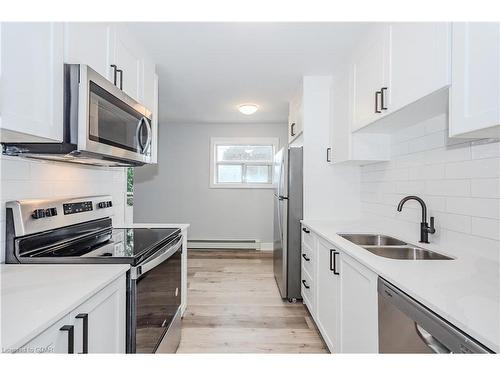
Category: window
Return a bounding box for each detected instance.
[210,137,279,188]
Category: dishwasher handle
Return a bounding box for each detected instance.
[415,323,451,354]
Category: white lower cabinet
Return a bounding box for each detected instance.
[340,254,379,353]
[19,274,126,354]
[303,228,379,353]
[315,238,341,353]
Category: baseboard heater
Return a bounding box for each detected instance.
[188,239,261,250]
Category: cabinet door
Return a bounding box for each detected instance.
[71,275,126,354]
[450,22,500,138]
[142,57,156,111]
[330,70,351,164]
[0,22,64,142]
[64,22,114,81]
[20,315,73,354]
[110,28,142,100]
[351,25,389,131]
[340,254,378,353]
[315,239,341,353]
[388,23,450,113]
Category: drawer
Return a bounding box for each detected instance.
[301,225,315,249]
[301,242,314,277]
[301,266,315,315]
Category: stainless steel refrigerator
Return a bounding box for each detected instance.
[273,147,303,301]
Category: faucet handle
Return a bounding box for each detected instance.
[429,217,436,234]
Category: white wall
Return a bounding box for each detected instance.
[133,122,288,244]
[360,113,500,259]
[0,155,128,263]
[302,76,361,221]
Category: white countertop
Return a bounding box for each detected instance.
[0,264,129,351]
[301,218,500,353]
[131,223,190,231]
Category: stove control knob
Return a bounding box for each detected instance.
[107,201,113,207]
[32,209,46,219]
[97,202,106,209]
[45,207,58,217]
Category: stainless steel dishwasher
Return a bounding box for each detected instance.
[378,277,492,353]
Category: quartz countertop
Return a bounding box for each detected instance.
[0,264,129,351]
[301,218,500,353]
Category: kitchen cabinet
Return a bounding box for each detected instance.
[0,22,64,142]
[288,92,303,144]
[350,25,390,131]
[328,67,390,164]
[20,274,126,354]
[301,225,317,315]
[350,23,451,132]
[340,253,378,353]
[449,22,500,138]
[388,23,450,113]
[64,23,114,82]
[315,238,341,353]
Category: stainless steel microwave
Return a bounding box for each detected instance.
[2,64,153,167]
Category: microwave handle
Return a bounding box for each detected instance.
[136,117,152,154]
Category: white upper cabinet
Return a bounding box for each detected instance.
[0,23,64,142]
[388,22,451,113]
[449,22,500,138]
[350,23,451,132]
[288,90,303,144]
[329,67,390,164]
[109,26,142,101]
[64,23,114,82]
[350,25,390,131]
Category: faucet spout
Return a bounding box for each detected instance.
[397,195,427,222]
[397,195,435,244]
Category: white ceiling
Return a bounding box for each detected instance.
[128,22,372,125]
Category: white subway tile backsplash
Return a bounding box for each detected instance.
[425,179,471,197]
[360,113,499,257]
[446,197,500,219]
[471,140,500,160]
[445,158,500,179]
[471,217,500,241]
[0,156,128,263]
[471,178,500,199]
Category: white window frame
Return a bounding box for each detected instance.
[210,137,279,189]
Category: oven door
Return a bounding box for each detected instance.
[77,64,153,164]
[129,235,182,353]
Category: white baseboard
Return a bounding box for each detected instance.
[188,240,274,251]
[259,242,273,251]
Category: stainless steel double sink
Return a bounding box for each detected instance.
[337,233,453,260]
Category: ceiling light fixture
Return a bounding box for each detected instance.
[238,104,259,115]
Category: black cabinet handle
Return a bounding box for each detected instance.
[302,280,310,289]
[326,147,332,163]
[302,227,310,234]
[375,91,382,113]
[330,250,340,275]
[110,64,118,85]
[76,313,88,354]
[302,253,310,262]
[116,69,123,90]
[381,87,388,110]
[60,325,74,354]
[290,123,296,136]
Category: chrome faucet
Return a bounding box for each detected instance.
[397,196,436,243]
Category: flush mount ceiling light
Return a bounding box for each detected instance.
[238,104,259,115]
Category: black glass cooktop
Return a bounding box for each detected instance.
[20,223,181,266]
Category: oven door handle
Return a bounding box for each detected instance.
[130,236,182,280]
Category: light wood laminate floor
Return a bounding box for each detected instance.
[176,250,328,353]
